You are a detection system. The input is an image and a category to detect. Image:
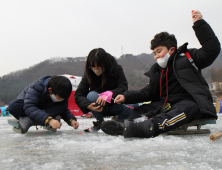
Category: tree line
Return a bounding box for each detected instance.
[0,52,222,106]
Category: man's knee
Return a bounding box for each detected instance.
[8,100,25,119]
[8,101,23,113]
[87,91,99,103]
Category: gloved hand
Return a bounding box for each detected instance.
[161,103,171,113]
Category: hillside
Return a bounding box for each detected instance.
[0,52,222,106]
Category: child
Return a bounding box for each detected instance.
[8,75,79,134]
[101,10,221,138]
[75,48,137,132]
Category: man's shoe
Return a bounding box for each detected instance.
[84,121,103,133]
[12,117,35,134]
[100,120,124,136]
[123,119,155,138]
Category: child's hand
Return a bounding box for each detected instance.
[96,97,106,106]
[87,103,103,112]
[48,119,61,129]
[114,95,125,104]
[71,120,79,129]
[192,10,203,24]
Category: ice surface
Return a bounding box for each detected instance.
[1,115,222,170]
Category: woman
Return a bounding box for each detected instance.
[75,48,135,132]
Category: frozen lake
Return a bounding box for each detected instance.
[0,115,222,170]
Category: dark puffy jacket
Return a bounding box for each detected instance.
[16,75,76,124]
[75,55,128,114]
[123,19,221,118]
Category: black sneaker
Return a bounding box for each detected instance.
[84,121,103,133]
[100,120,124,136]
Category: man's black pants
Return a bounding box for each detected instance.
[127,99,204,136]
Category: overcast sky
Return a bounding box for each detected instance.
[0,0,222,77]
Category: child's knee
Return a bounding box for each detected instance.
[87,91,99,102]
[8,101,25,119]
[8,101,22,113]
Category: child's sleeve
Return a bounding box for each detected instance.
[59,99,77,125]
[23,82,50,125]
[190,19,221,69]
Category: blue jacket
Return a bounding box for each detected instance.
[16,75,76,125]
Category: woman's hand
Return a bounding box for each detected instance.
[192,10,203,24]
[87,103,103,112]
[114,95,125,104]
[96,97,106,106]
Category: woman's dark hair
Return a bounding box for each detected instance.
[150,32,177,50]
[48,75,72,98]
[85,48,111,87]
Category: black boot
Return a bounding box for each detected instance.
[100,120,124,135]
[13,117,38,134]
[123,119,155,138]
[84,120,103,133]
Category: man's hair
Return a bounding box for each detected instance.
[48,75,72,99]
[150,32,177,50]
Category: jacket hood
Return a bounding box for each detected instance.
[38,75,51,86]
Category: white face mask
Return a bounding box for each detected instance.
[156,49,171,68]
[50,94,64,102]
[92,69,103,76]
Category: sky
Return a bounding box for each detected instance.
[0,0,222,77]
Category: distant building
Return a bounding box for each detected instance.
[209,82,222,102]
[209,82,222,92]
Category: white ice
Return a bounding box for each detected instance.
[1,115,222,170]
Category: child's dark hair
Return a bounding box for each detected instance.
[150,32,177,50]
[48,75,72,98]
[85,48,111,87]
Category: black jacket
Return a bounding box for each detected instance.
[16,75,76,124]
[75,55,128,114]
[123,19,221,119]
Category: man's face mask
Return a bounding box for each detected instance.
[50,94,64,102]
[157,48,172,68]
[92,69,103,76]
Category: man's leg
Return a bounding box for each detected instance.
[8,100,40,134]
[8,100,26,120]
[101,100,202,138]
[152,99,203,136]
[126,102,162,120]
[101,101,162,135]
[124,99,202,138]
